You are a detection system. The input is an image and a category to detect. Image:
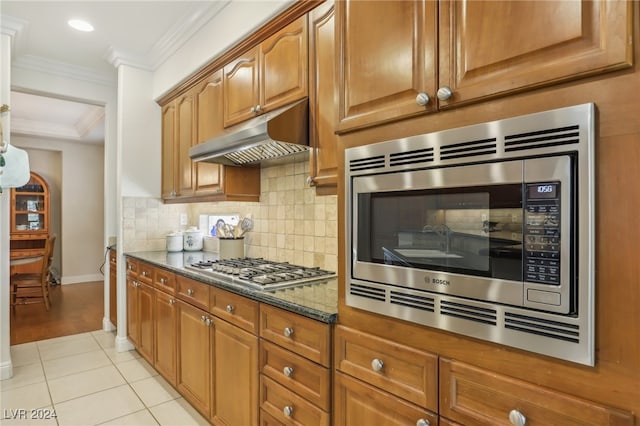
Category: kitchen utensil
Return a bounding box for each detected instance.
[166,232,183,252]
[183,227,204,251]
[219,237,244,259]
[238,216,254,237]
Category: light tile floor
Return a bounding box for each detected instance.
[1,330,210,425]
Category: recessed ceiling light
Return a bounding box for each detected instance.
[68,19,94,32]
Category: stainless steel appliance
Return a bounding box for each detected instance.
[187,258,335,291]
[345,103,596,365]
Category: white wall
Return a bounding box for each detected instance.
[12,136,104,284]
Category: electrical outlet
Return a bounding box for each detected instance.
[180,213,188,226]
[481,214,488,222]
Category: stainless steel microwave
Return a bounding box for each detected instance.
[345,103,595,365]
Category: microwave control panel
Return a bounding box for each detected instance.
[523,182,561,285]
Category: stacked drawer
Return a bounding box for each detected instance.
[259,304,332,425]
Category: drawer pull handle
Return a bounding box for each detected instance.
[371,358,384,372]
[509,409,526,426]
[283,366,294,377]
[160,278,166,284]
[283,327,294,338]
[416,419,430,426]
[226,305,234,313]
[187,288,194,296]
[283,406,293,417]
[142,271,148,277]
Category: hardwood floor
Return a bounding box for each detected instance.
[10,281,105,345]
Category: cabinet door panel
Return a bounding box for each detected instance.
[440,358,634,426]
[126,276,139,347]
[334,372,437,426]
[336,0,437,133]
[261,17,308,112]
[137,283,155,363]
[212,319,259,426]
[224,46,259,127]
[177,94,195,197]
[154,290,177,386]
[161,103,176,199]
[177,301,211,418]
[438,0,633,108]
[195,70,223,195]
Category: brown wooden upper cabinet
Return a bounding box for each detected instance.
[223,16,309,128]
[335,0,633,133]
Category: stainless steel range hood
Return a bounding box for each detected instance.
[189,98,308,166]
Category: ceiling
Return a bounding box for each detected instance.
[1,1,229,145]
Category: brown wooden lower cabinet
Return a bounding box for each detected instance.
[211,318,259,426]
[334,372,437,426]
[176,300,212,418]
[154,289,177,386]
[261,375,330,426]
[126,274,140,348]
[439,358,634,426]
[137,282,155,363]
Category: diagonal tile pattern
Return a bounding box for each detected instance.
[1,330,209,425]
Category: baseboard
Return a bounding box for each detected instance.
[102,318,116,332]
[0,359,14,381]
[60,274,103,285]
[115,335,134,352]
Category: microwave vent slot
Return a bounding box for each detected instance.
[349,155,386,172]
[440,138,497,161]
[504,312,580,343]
[349,283,386,301]
[389,148,434,167]
[390,290,435,312]
[504,125,580,153]
[440,300,497,325]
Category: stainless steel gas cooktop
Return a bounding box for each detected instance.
[186,258,335,290]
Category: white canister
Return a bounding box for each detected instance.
[166,232,183,252]
[183,227,204,251]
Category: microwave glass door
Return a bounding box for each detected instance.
[356,184,524,281]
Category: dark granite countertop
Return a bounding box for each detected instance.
[124,250,338,323]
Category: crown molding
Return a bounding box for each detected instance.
[105,1,229,72]
[13,54,116,87]
[1,15,28,53]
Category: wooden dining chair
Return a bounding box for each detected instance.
[11,234,56,310]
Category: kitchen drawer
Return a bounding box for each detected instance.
[138,261,154,284]
[335,325,438,411]
[260,340,331,411]
[210,287,259,334]
[260,375,329,426]
[125,258,138,276]
[154,268,176,295]
[176,275,210,310]
[440,358,635,426]
[260,305,331,367]
[334,372,437,426]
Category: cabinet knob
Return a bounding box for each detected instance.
[416,419,430,426]
[306,176,315,186]
[255,104,263,113]
[371,358,384,372]
[436,86,453,101]
[160,278,166,284]
[169,299,176,305]
[283,327,294,338]
[415,92,430,106]
[509,409,527,426]
[201,315,212,326]
[283,406,294,417]
[225,305,234,313]
[283,366,294,377]
[187,288,194,296]
[127,264,132,270]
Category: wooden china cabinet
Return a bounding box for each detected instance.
[9,172,50,274]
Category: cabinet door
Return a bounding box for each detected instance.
[137,283,155,363]
[308,0,337,194]
[161,102,177,199]
[154,290,177,386]
[126,276,140,347]
[176,93,196,197]
[336,0,437,133]
[440,358,635,426]
[224,46,260,127]
[211,318,259,426]
[438,0,633,108]
[334,372,437,426]
[260,16,308,113]
[177,300,211,418]
[195,70,223,196]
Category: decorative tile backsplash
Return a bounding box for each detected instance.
[122,159,338,272]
